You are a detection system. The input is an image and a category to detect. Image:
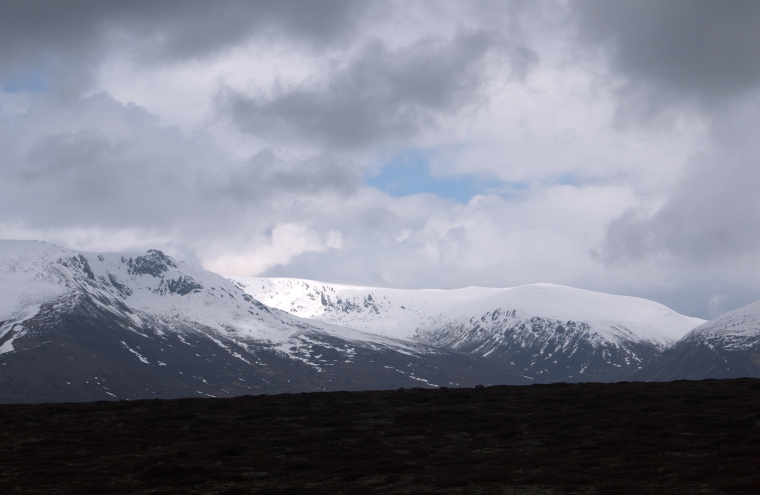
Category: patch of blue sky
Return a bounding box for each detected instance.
[2,65,51,93]
[366,149,526,203]
[553,173,579,186]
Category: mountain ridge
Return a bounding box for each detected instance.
[5,239,758,403]
[0,240,531,403]
[229,276,704,382]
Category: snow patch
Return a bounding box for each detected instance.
[121,341,149,364]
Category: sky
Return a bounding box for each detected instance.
[1,1,759,319]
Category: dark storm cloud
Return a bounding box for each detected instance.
[0,0,365,90]
[573,0,760,106]
[221,29,535,149]
[201,149,360,205]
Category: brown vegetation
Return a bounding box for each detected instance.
[1,379,760,494]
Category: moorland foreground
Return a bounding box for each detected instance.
[1,378,760,494]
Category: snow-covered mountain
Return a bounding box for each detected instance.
[0,241,529,403]
[229,277,505,339]
[229,277,704,382]
[637,298,760,381]
[0,240,718,403]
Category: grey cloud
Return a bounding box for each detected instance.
[221,29,534,149]
[573,0,760,107]
[581,1,760,316]
[613,284,759,322]
[111,0,367,62]
[1,93,360,234]
[601,122,760,264]
[0,0,365,92]
[201,149,360,206]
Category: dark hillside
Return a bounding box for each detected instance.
[1,379,760,494]
[636,335,760,382]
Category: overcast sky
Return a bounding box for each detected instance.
[2,0,759,319]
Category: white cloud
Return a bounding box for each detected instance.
[203,222,343,276]
[396,229,413,243]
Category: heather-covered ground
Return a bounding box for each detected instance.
[1,379,759,494]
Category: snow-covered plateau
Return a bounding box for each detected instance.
[230,277,704,382]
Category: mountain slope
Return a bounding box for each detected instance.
[230,277,704,382]
[0,241,530,403]
[637,299,760,381]
[228,277,505,340]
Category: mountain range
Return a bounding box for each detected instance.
[1,240,758,403]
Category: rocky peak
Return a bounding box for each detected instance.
[126,250,177,277]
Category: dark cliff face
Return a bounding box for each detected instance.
[419,314,663,383]
[57,255,95,281]
[316,290,381,314]
[154,276,203,296]
[127,250,177,277]
[107,273,132,297]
